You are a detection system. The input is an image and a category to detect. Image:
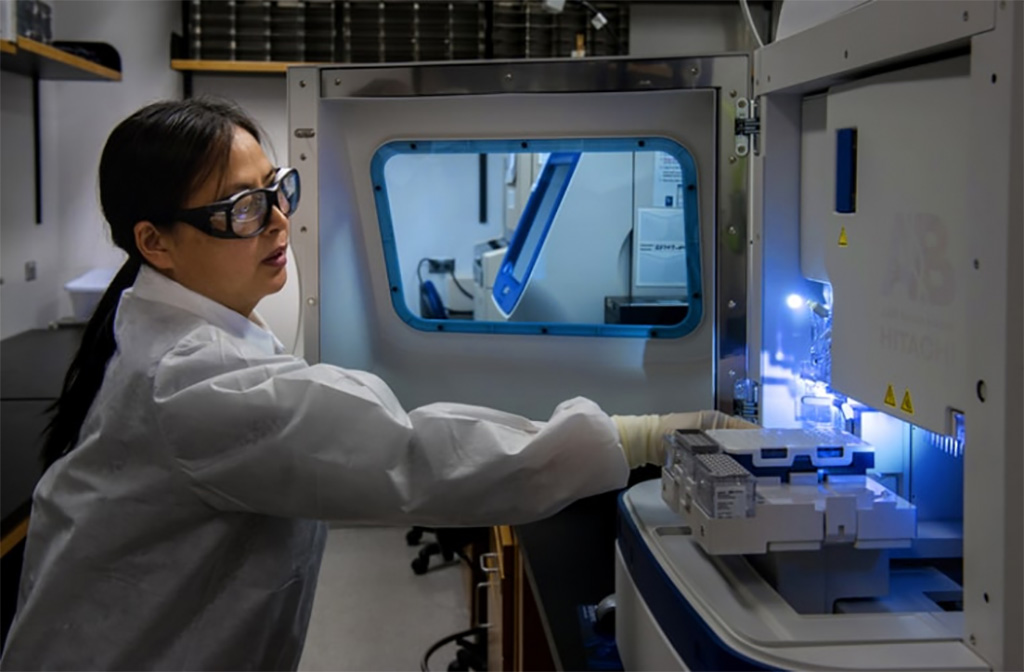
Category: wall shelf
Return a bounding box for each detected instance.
[171,59,314,74]
[1,37,120,223]
[0,37,121,81]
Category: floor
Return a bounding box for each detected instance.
[298,526,471,672]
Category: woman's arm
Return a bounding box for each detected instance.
[153,332,629,526]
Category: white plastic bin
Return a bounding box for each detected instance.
[64,267,118,321]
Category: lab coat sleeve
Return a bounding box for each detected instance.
[152,331,629,525]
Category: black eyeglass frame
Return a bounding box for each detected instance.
[175,167,300,239]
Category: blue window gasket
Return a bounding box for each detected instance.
[369,137,703,339]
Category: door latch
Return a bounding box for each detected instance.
[734,97,760,157]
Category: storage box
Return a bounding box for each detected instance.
[664,429,724,514]
[693,453,756,520]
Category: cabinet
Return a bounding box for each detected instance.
[482,526,556,672]
[483,526,515,671]
[0,326,84,649]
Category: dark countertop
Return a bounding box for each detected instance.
[1,327,82,400]
[1,327,83,528]
[515,466,659,671]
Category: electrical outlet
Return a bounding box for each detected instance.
[24,261,36,282]
[427,258,455,274]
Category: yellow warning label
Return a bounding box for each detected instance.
[901,389,915,415]
[838,227,849,247]
[884,384,897,408]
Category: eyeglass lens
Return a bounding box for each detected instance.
[228,171,299,237]
[231,192,268,237]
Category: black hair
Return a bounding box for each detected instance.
[41,97,262,469]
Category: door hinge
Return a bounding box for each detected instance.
[734,97,760,158]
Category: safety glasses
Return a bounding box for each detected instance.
[176,167,300,239]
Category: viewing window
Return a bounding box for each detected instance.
[370,138,702,338]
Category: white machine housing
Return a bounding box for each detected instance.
[749,3,1021,669]
[288,1,1022,668]
[474,246,507,322]
[662,428,917,556]
[617,480,985,671]
[617,2,1019,670]
[288,57,747,418]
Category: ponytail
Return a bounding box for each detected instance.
[41,97,263,469]
[41,257,141,469]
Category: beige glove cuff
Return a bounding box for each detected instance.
[612,414,663,468]
[613,411,759,468]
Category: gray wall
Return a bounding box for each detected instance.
[384,152,505,316]
[511,152,634,324]
[1,71,60,339]
[0,4,303,351]
[189,75,302,352]
[629,1,771,57]
[1,0,181,339]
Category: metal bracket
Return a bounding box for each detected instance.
[479,552,500,573]
[475,581,494,628]
[474,551,502,628]
[734,97,760,157]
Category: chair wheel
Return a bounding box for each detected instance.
[411,556,430,575]
[406,529,424,546]
[442,548,455,562]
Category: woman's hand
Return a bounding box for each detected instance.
[612,410,758,468]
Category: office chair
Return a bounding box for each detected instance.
[419,280,447,320]
[407,526,487,575]
[421,626,488,672]
[410,528,492,671]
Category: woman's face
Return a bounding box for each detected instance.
[141,126,290,317]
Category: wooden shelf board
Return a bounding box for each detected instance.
[171,59,309,74]
[0,39,16,55]
[0,516,29,557]
[0,36,120,81]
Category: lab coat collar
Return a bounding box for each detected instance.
[127,265,286,355]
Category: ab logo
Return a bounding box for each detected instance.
[882,213,955,307]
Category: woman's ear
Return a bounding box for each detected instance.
[134,221,175,272]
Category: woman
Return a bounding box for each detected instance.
[1,98,726,670]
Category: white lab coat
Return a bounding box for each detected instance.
[1,265,628,671]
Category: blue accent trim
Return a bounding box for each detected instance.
[835,128,857,213]
[493,152,581,318]
[369,138,704,339]
[617,493,774,671]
